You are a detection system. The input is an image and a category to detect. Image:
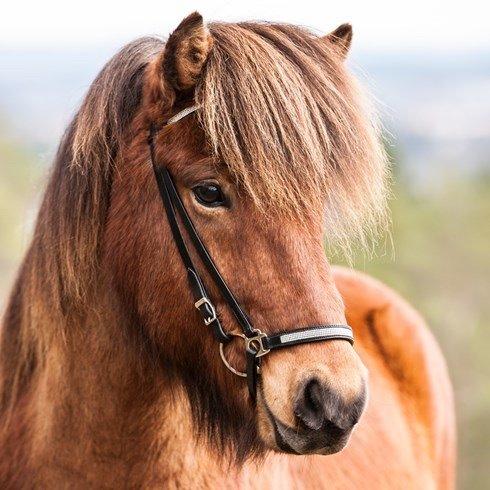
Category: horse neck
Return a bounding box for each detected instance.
[0,273,232,487]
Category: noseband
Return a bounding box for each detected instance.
[147,106,354,401]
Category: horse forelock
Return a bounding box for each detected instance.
[196,21,390,256]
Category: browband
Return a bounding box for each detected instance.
[148,106,354,400]
[166,104,200,124]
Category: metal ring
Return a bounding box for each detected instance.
[219,331,247,377]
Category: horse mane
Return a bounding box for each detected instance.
[0,37,164,414]
[198,22,389,255]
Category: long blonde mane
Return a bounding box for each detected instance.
[197,22,389,254]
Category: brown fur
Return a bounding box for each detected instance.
[0,13,454,488]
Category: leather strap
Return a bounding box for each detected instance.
[246,348,261,401]
[264,325,353,350]
[158,164,256,337]
[149,127,230,343]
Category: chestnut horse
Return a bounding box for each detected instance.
[0,13,455,489]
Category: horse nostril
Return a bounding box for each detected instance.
[294,378,366,433]
[294,378,326,431]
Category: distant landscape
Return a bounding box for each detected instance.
[2,46,489,177]
[0,45,489,489]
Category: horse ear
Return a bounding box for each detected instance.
[323,23,353,59]
[160,12,213,92]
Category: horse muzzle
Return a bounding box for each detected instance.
[260,376,367,455]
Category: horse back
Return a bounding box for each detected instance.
[328,266,456,488]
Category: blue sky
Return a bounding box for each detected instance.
[1,0,489,51]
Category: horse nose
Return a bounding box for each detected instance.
[294,378,366,433]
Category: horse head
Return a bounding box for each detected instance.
[102,12,389,457]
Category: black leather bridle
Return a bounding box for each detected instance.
[148,106,354,401]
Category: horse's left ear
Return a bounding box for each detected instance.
[323,23,353,59]
[159,12,213,93]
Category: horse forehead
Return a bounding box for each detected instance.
[155,113,330,221]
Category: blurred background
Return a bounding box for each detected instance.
[1,1,489,487]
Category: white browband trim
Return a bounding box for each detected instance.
[278,326,353,344]
[167,105,200,125]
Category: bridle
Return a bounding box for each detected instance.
[147,106,354,401]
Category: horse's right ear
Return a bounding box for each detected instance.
[323,23,353,59]
[155,12,213,95]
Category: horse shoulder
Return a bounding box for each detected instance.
[332,266,456,488]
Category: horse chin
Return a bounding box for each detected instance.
[256,391,353,456]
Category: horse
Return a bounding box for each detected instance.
[0,12,455,488]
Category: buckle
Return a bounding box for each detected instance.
[194,297,217,326]
[245,330,270,358]
[218,329,270,378]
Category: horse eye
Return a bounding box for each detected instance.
[192,183,226,207]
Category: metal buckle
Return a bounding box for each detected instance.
[194,297,217,326]
[245,330,270,358]
[219,329,270,378]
